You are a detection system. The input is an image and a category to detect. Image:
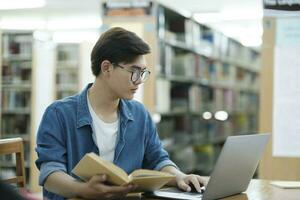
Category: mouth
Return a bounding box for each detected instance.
[131,88,138,93]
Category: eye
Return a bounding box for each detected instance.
[130,65,141,71]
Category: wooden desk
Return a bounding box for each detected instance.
[71,179,300,200]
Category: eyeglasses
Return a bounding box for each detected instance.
[112,63,151,83]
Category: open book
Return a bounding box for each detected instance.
[72,152,175,192]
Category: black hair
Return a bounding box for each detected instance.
[91,27,150,77]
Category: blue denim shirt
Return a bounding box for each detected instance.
[35,83,176,200]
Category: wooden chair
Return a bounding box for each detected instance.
[0,137,26,187]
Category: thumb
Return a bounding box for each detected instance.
[98,174,107,182]
[91,174,107,183]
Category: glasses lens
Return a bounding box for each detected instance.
[140,70,150,82]
[131,70,140,82]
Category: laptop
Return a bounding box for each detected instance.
[145,133,270,200]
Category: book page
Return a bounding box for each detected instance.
[72,153,129,185]
[127,169,175,192]
[270,181,300,189]
[129,169,173,178]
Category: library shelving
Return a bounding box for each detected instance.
[55,43,80,99]
[0,30,95,191]
[0,31,33,183]
[101,1,260,174]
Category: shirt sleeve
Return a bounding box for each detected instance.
[143,111,178,170]
[35,105,67,186]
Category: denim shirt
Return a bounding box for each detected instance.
[35,83,176,200]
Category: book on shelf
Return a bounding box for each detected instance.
[2,33,32,57]
[195,56,209,80]
[208,60,217,81]
[171,85,189,112]
[57,44,79,61]
[212,31,222,57]
[219,34,229,58]
[164,45,174,76]
[1,90,30,109]
[174,53,196,78]
[214,88,224,111]
[189,85,201,113]
[223,89,234,113]
[184,19,202,48]
[156,79,171,113]
[72,153,175,192]
[200,86,214,111]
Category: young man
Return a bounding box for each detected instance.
[36,27,205,200]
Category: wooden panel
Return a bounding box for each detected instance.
[0,138,26,187]
[259,17,300,180]
[142,18,157,113]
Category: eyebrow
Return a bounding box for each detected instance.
[130,65,147,70]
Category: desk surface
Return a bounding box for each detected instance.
[71,179,300,200]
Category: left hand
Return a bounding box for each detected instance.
[175,174,206,193]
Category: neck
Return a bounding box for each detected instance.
[88,78,119,122]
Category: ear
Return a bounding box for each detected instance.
[100,60,112,73]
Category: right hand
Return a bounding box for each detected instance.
[77,174,136,200]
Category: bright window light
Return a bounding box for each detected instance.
[52,31,100,43]
[0,18,46,30]
[47,17,102,30]
[152,113,162,124]
[0,0,45,9]
[193,12,221,23]
[193,10,263,23]
[202,111,212,120]
[214,111,229,121]
[219,23,263,47]
[240,37,262,47]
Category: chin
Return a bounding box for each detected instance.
[122,94,134,100]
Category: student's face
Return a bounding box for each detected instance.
[108,55,148,100]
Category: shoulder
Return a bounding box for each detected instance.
[45,94,79,115]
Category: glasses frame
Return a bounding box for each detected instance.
[112,63,151,83]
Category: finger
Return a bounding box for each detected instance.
[104,186,131,200]
[189,176,202,193]
[90,174,107,184]
[196,175,207,186]
[177,180,190,192]
[103,184,133,194]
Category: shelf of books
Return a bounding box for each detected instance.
[102,1,260,175]
[55,43,80,99]
[0,31,33,183]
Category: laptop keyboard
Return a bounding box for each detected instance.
[154,187,204,199]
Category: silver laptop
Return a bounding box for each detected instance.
[146,133,270,200]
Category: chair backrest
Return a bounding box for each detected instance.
[0,137,26,187]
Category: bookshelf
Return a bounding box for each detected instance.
[55,43,80,99]
[0,30,95,191]
[0,31,33,183]
[101,1,260,174]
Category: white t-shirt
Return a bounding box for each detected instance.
[87,93,119,162]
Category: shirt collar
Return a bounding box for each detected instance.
[77,83,93,128]
[77,83,134,128]
[118,99,134,122]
